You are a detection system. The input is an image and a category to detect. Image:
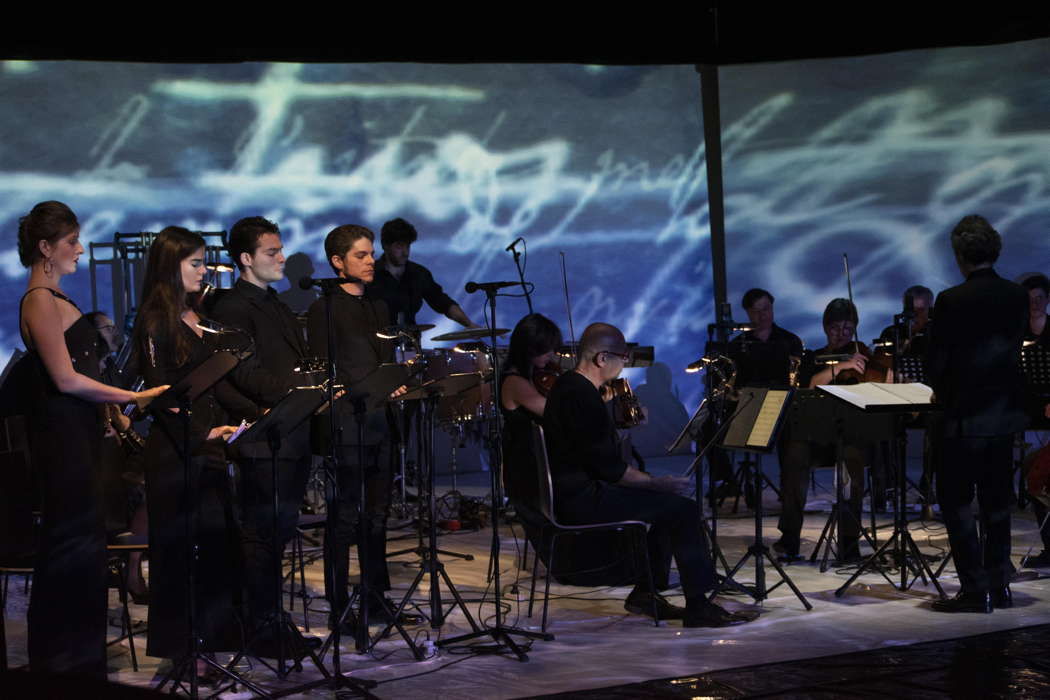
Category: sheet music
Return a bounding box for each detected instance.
[746,390,789,447]
[226,419,251,444]
[818,382,933,409]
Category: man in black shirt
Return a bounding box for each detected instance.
[366,217,477,328]
[211,216,318,656]
[729,288,804,388]
[306,224,405,632]
[927,215,1028,613]
[877,285,933,364]
[544,322,752,628]
[775,299,875,562]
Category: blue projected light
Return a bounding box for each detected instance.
[2,43,1049,419]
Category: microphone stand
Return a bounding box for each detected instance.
[506,239,533,314]
[439,285,552,660]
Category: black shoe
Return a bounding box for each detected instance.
[931,591,992,614]
[624,591,686,620]
[1021,550,1050,568]
[991,586,1012,609]
[327,613,357,636]
[772,539,803,562]
[682,601,753,628]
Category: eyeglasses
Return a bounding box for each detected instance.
[602,350,630,363]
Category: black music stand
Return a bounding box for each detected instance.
[827,383,947,599]
[150,351,273,699]
[710,387,812,610]
[377,373,483,641]
[320,363,423,660]
[226,385,330,685]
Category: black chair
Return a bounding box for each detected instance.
[526,424,657,632]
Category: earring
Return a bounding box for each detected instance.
[43,256,54,276]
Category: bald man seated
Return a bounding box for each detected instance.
[542,322,753,627]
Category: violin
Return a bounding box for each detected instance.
[532,360,563,397]
[1027,444,1050,508]
[832,341,892,385]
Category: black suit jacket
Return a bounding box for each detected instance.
[211,279,311,457]
[926,268,1029,437]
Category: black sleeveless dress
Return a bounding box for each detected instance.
[19,288,107,677]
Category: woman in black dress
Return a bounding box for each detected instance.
[16,201,167,676]
[133,227,246,670]
[500,313,563,509]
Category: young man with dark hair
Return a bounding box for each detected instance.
[306,224,405,632]
[729,288,804,388]
[210,216,320,657]
[543,322,752,628]
[367,217,477,328]
[926,214,1028,613]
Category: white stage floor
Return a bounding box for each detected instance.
[4,450,1049,698]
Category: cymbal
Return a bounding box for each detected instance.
[431,327,510,342]
[379,323,435,338]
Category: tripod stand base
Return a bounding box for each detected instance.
[438,625,554,663]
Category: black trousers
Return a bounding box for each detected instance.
[777,440,867,555]
[239,454,313,624]
[324,442,393,615]
[937,435,1014,593]
[557,482,714,600]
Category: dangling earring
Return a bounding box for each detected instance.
[43,256,54,277]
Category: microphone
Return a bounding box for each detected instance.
[298,275,361,290]
[465,280,521,294]
[505,237,524,253]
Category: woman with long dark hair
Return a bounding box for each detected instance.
[500,313,563,507]
[133,226,246,672]
[16,201,166,676]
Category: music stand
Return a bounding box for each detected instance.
[225,385,330,685]
[825,383,947,599]
[377,373,484,642]
[319,362,424,660]
[150,351,273,699]
[709,387,812,610]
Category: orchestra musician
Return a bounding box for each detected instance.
[210,216,321,655]
[926,214,1028,613]
[1019,273,1050,569]
[500,312,563,508]
[133,227,247,671]
[543,322,752,627]
[729,288,804,388]
[366,217,479,328]
[878,285,934,360]
[15,201,166,676]
[774,298,872,562]
[306,224,406,632]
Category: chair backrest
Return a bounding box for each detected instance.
[530,423,557,523]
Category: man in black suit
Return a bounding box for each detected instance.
[926,214,1029,613]
[211,216,317,653]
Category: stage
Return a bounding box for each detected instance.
[3,443,1050,698]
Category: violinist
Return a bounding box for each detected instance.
[1019,273,1050,569]
[500,313,564,508]
[774,298,872,562]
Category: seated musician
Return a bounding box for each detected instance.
[501,313,563,509]
[1021,273,1050,568]
[774,299,873,562]
[543,322,752,627]
[706,289,803,500]
[876,285,936,515]
[877,285,933,362]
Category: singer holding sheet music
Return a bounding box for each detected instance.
[926,215,1028,613]
[133,227,251,665]
[365,217,478,328]
[211,216,320,655]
